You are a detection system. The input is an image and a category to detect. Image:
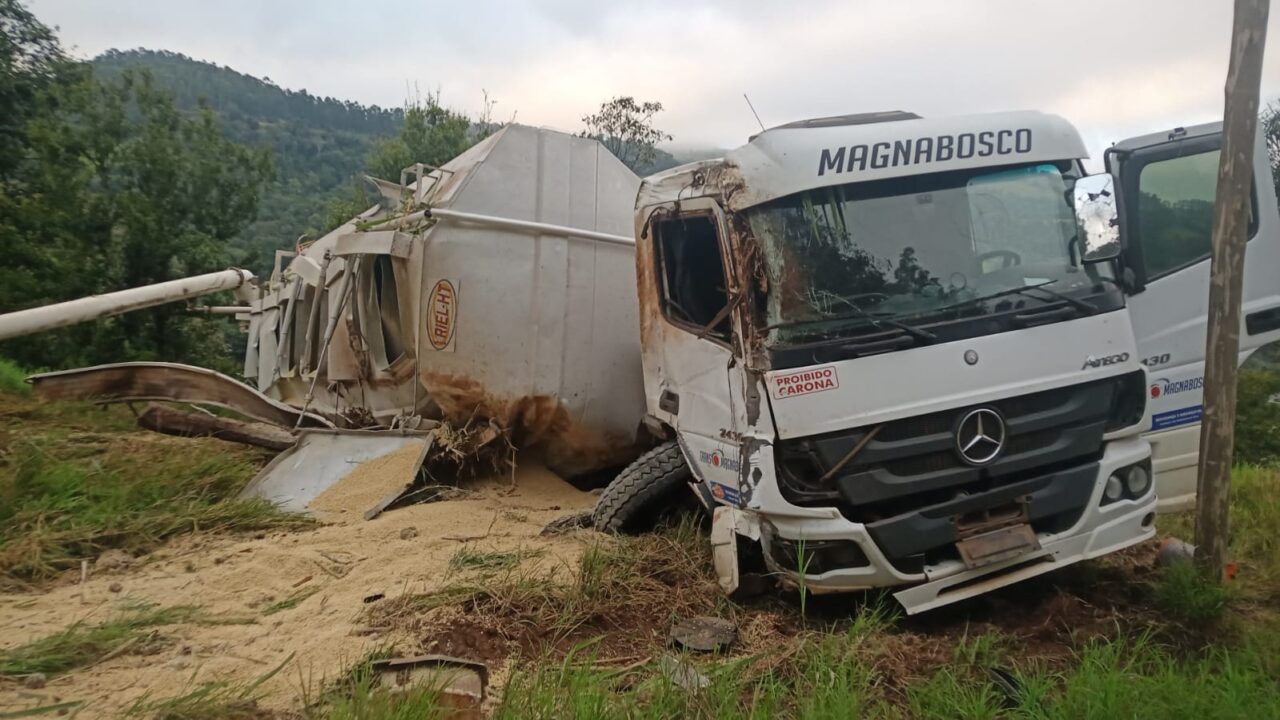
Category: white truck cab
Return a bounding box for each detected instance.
[594,110,1280,615]
[1107,122,1280,510]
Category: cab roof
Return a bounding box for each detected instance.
[637,110,1089,211]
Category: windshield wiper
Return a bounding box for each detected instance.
[883,281,1058,324]
[1013,285,1097,315]
[768,310,938,344]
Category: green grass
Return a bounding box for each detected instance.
[130,650,454,720]
[305,654,454,720]
[0,603,252,677]
[488,632,1280,720]
[380,516,723,646]
[261,587,321,616]
[124,651,294,720]
[1156,464,1280,592]
[447,545,542,575]
[0,392,313,587]
[0,357,30,395]
[1153,560,1231,626]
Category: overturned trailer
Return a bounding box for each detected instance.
[23,126,649,488]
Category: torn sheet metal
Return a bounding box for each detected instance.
[27,362,333,429]
[240,429,430,513]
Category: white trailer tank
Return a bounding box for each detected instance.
[245,124,647,475]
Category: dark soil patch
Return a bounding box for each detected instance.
[373,531,1187,691]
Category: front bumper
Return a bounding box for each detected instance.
[757,435,1155,614]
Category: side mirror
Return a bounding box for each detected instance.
[1073,173,1121,262]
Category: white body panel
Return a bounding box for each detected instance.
[1118,123,1280,509]
[764,310,1138,440]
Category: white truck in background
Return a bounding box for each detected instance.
[3,111,1276,615]
[593,110,1280,614]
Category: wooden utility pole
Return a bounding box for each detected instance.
[1196,0,1269,578]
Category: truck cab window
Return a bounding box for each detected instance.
[654,215,731,340]
[1136,149,1256,280]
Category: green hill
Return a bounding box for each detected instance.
[92,49,404,270]
[90,50,700,271]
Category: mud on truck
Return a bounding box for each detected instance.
[593,110,1280,615]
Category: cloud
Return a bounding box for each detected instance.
[27,0,1280,156]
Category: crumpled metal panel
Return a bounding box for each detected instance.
[27,361,332,428]
[240,429,429,513]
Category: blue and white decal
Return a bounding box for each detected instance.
[1148,376,1204,400]
[1151,405,1203,431]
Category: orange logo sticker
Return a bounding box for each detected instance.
[427,279,457,350]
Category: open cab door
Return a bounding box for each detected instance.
[1108,122,1280,510]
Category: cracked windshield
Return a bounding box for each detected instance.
[748,163,1109,344]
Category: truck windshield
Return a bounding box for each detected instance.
[747,163,1115,346]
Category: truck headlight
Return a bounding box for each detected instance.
[1124,464,1151,497]
[1102,461,1154,505]
[1104,474,1124,502]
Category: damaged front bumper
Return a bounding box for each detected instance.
[729,435,1154,614]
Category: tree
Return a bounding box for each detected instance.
[0,0,69,179]
[1195,0,1269,580]
[581,96,673,173]
[322,92,483,232]
[1262,101,1280,201]
[0,6,273,371]
[365,92,473,182]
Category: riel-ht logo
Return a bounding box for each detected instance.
[427,279,457,350]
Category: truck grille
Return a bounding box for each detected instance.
[774,374,1139,572]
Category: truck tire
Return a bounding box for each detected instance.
[593,441,693,534]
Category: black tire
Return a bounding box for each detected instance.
[592,440,693,534]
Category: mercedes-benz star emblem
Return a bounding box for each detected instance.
[964,349,979,365]
[955,408,1006,465]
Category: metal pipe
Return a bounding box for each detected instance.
[0,268,254,342]
[372,207,635,246]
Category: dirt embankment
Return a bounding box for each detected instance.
[0,455,598,716]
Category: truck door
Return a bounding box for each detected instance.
[644,200,746,503]
[1108,122,1280,510]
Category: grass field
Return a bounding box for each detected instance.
[2,372,1279,718]
[0,388,311,589]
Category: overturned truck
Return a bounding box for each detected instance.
[9,125,651,503]
[4,111,1278,614]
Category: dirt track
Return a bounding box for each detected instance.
[0,455,597,716]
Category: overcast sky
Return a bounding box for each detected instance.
[28,0,1280,161]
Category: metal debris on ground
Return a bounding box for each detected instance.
[539,509,594,536]
[658,654,710,691]
[986,666,1023,709]
[669,616,737,653]
[1156,538,1196,567]
[370,655,488,717]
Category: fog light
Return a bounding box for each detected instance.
[1104,474,1124,502]
[1125,465,1151,497]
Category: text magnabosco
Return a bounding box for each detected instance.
[817,128,1033,176]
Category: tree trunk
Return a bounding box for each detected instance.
[1195,0,1270,579]
[137,403,296,452]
